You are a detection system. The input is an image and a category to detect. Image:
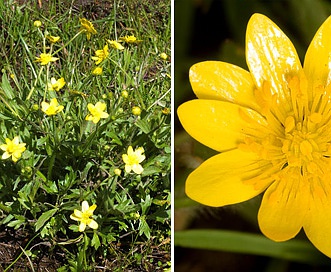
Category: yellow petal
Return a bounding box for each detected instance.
[89,204,97,213]
[246,14,302,102]
[304,15,331,89]
[189,61,259,111]
[88,219,98,230]
[81,201,89,212]
[185,149,272,207]
[258,174,309,241]
[304,181,331,257]
[79,222,87,232]
[177,99,268,152]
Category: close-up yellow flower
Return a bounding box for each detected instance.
[46,35,60,43]
[48,77,66,91]
[91,44,109,65]
[107,40,124,50]
[79,18,97,40]
[119,35,142,44]
[0,136,26,163]
[92,66,103,76]
[85,101,109,124]
[41,98,64,116]
[178,13,331,257]
[70,201,98,232]
[35,53,59,65]
[122,146,145,174]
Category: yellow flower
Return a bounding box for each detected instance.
[33,20,42,27]
[114,168,122,176]
[79,18,97,40]
[41,98,64,116]
[107,40,124,50]
[0,136,26,162]
[162,107,170,115]
[46,35,60,43]
[35,53,59,65]
[132,106,141,116]
[85,102,109,123]
[160,52,168,60]
[119,35,142,44]
[122,146,145,174]
[178,13,331,257]
[48,77,66,91]
[70,201,98,232]
[121,90,129,98]
[92,66,103,75]
[91,44,109,65]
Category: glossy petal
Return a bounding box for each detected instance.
[190,61,259,111]
[246,14,302,102]
[304,181,331,257]
[304,15,331,88]
[88,220,98,230]
[177,99,268,152]
[79,222,87,232]
[132,164,143,174]
[185,149,272,207]
[81,201,89,212]
[258,175,309,241]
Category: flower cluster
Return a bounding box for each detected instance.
[1,17,149,236]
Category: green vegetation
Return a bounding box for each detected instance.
[0,0,170,270]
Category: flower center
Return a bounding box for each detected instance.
[281,115,322,174]
[240,73,331,178]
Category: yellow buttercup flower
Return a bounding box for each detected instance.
[119,35,142,44]
[132,106,141,116]
[46,35,60,43]
[107,40,124,50]
[35,53,59,65]
[114,168,122,176]
[79,18,97,40]
[178,13,331,257]
[85,101,109,124]
[122,146,145,174]
[121,90,129,98]
[0,136,26,162]
[33,20,42,27]
[162,107,170,115]
[41,98,64,116]
[70,201,98,232]
[91,44,109,65]
[92,66,103,75]
[160,52,168,60]
[48,77,66,91]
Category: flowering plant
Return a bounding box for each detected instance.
[178,13,331,257]
[0,1,170,270]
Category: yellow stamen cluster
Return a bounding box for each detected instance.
[240,73,331,180]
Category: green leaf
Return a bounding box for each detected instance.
[1,73,15,99]
[138,216,151,239]
[174,229,331,265]
[35,208,58,232]
[91,232,101,250]
[135,118,151,134]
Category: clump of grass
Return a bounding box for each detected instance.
[0,0,170,270]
